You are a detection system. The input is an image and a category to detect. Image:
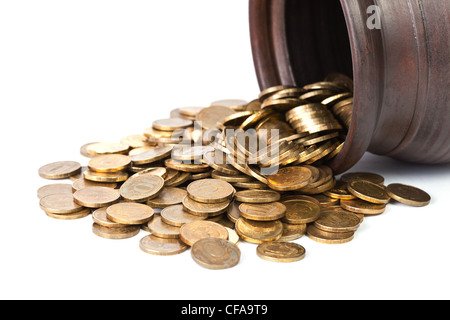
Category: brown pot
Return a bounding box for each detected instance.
[249,0,450,174]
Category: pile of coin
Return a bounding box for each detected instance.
[37,74,432,269]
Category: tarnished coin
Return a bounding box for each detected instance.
[120,173,165,202]
[106,203,154,225]
[139,234,188,256]
[196,106,235,130]
[92,207,126,228]
[348,180,391,204]
[235,217,283,244]
[386,183,431,207]
[39,193,84,214]
[187,179,235,204]
[45,208,91,220]
[92,223,140,240]
[180,220,229,246]
[71,178,117,192]
[39,161,81,180]
[340,198,387,215]
[267,166,313,191]
[306,225,354,244]
[239,202,286,221]
[256,242,306,263]
[152,118,193,131]
[280,223,307,241]
[83,170,128,183]
[341,172,385,185]
[234,190,281,204]
[314,210,361,233]
[73,187,120,208]
[130,146,173,165]
[147,215,181,239]
[191,238,241,270]
[161,204,207,226]
[86,142,129,156]
[147,187,187,208]
[37,184,73,199]
[182,195,230,217]
[281,199,321,224]
[88,154,131,173]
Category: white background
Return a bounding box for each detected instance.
[1,1,449,300]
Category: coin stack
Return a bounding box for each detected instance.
[37,74,432,268]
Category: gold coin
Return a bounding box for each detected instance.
[147,187,187,208]
[92,223,140,240]
[235,217,283,244]
[340,172,385,185]
[39,161,81,180]
[139,234,188,256]
[226,201,241,223]
[152,118,193,131]
[86,142,129,156]
[73,187,121,208]
[120,134,152,149]
[165,158,211,173]
[211,99,248,108]
[187,179,235,204]
[80,142,99,158]
[234,190,280,203]
[180,220,229,246]
[314,210,361,233]
[120,173,165,202]
[281,199,321,224]
[182,195,230,217]
[164,171,191,187]
[179,106,204,118]
[232,180,267,189]
[191,238,241,270]
[172,145,213,161]
[147,215,181,239]
[92,207,126,228]
[37,183,73,199]
[128,146,157,157]
[68,166,88,182]
[256,242,306,263]
[88,154,131,173]
[340,198,386,215]
[39,193,84,214]
[71,178,117,192]
[225,227,240,245]
[203,151,241,176]
[161,204,207,226]
[258,85,295,102]
[306,225,354,244]
[83,170,128,183]
[323,180,356,200]
[106,203,154,225]
[130,146,173,165]
[196,106,235,130]
[347,180,391,204]
[266,166,313,191]
[309,194,340,208]
[280,223,307,241]
[45,208,91,220]
[386,183,431,207]
[210,170,253,183]
[239,202,286,221]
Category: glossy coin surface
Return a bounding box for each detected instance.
[147,187,187,208]
[120,173,164,202]
[348,180,391,204]
[238,202,286,221]
[324,180,356,200]
[281,199,321,224]
[40,193,83,214]
[187,179,235,204]
[340,172,385,185]
[191,238,241,270]
[340,198,386,215]
[386,183,431,207]
[235,217,283,244]
[71,178,117,192]
[267,166,313,191]
[83,170,128,183]
[234,190,280,203]
[86,142,129,156]
[196,106,235,130]
[139,234,188,256]
[88,154,131,173]
[37,184,73,199]
[92,207,126,228]
[73,187,120,208]
[152,118,193,131]
[314,210,361,233]
[106,203,154,225]
[130,146,173,165]
[161,204,207,226]
[182,196,230,216]
[45,208,91,220]
[280,223,307,241]
[92,223,140,240]
[306,225,354,244]
[147,215,181,239]
[180,221,229,246]
[256,242,306,263]
[39,161,81,180]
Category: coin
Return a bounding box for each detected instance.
[72,178,117,192]
[37,183,73,199]
[45,208,91,220]
[191,238,241,270]
[281,199,321,224]
[196,106,235,130]
[182,195,230,217]
[120,134,152,149]
[225,227,240,245]
[210,170,253,183]
[309,194,340,208]
[161,204,207,226]
[92,223,140,239]
[130,146,173,165]
[256,242,306,263]
[341,172,385,185]
[340,198,387,215]
[152,118,193,131]
[39,193,84,214]
[165,158,211,173]
[347,180,391,204]
[73,187,120,208]
[314,210,361,233]
[306,225,354,244]
[386,183,431,207]
[83,170,129,183]
[88,154,131,173]
[280,223,307,241]
[187,179,235,204]
[234,190,280,203]
[147,187,187,208]
[267,166,313,191]
[226,201,241,223]
[147,215,181,239]
[180,220,229,246]
[86,142,129,156]
[139,234,188,256]
[323,180,356,200]
[120,173,165,202]
[238,202,286,221]
[39,161,81,180]
[92,207,126,228]
[235,217,283,244]
[106,203,154,225]
[164,171,191,187]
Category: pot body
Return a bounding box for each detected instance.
[249,0,450,173]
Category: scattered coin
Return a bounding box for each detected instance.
[235,217,283,244]
[83,170,128,183]
[40,193,84,214]
[239,202,286,221]
[71,178,117,192]
[267,166,313,191]
[386,183,431,207]
[161,204,207,226]
[152,118,193,131]
[180,220,229,246]
[147,187,187,208]
[37,183,73,199]
[187,179,235,204]
[234,190,280,203]
[314,210,361,233]
[92,207,127,228]
[147,215,181,239]
[39,161,81,180]
[341,172,385,185]
[347,180,391,204]
[280,223,307,241]
[86,142,129,156]
[45,208,91,220]
[324,180,356,200]
[196,106,235,130]
[120,173,165,202]
[281,199,322,224]
[88,154,131,173]
[139,234,188,256]
[73,187,120,208]
[256,242,306,263]
[106,203,154,225]
[340,198,387,215]
[191,238,241,270]
[182,195,230,217]
[130,146,173,165]
[306,225,355,244]
[92,223,140,239]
